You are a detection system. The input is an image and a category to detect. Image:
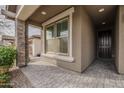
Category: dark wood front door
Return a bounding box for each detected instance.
[97,30,112,59]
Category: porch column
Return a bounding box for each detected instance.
[15,19,29,67]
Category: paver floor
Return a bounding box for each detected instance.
[11,68,33,88]
[18,60,124,88]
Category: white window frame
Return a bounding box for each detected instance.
[42,7,74,62]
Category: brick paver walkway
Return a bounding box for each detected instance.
[18,60,124,88]
[11,69,33,88]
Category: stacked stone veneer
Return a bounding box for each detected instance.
[16,19,29,67]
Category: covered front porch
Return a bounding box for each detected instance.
[2,5,124,75]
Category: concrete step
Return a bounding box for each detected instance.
[29,57,42,62]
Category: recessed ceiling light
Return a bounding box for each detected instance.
[98,8,105,12]
[41,11,47,15]
[102,22,106,25]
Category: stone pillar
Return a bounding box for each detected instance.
[25,22,29,64]
[15,19,29,67]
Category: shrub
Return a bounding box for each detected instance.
[0,46,16,87]
[0,46,16,66]
[0,73,11,81]
[0,72,11,88]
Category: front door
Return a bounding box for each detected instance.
[97,30,112,59]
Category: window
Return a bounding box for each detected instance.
[45,18,69,55]
[57,19,68,37]
[46,25,55,39]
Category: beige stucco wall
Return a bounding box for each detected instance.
[80,6,95,71]
[115,6,124,74]
[32,38,41,56]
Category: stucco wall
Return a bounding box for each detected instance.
[80,6,95,71]
[32,38,41,56]
[115,6,124,74]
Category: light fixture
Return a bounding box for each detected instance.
[41,11,47,15]
[98,8,105,12]
[102,22,106,25]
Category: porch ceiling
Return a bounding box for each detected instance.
[28,5,71,24]
[29,5,117,27]
[84,5,117,28]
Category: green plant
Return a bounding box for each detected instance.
[0,73,11,81]
[0,46,16,88]
[0,46,16,66]
[0,73,11,87]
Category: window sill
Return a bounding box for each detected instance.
[42,53,74,62]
